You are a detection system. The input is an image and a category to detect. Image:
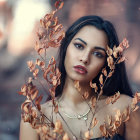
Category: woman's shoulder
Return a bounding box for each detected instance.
[20,100,55,140]
[41,100,53,110]
[41,98,58,119]
[107,94,133,112]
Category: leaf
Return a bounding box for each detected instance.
[38,48,44,54]
[40,19,44,26]
[43,66,50,81]
[42,125,49,134]
[84,131,90,139]
[91,97,96,108]
[107,115,112,126]
[102,68,107,77]
[48,40,58,48]
[116,46,123,53]
[35,95,43,110]
[55,0,64,9]
[57,31,65,42]
[63,133,70,140]
[113,51,118,58]
[107,56,114,68]
[51,17,58,28]
[54,104,58,113]
[33,68,39,77]
[90,81,98,92]
[54,120,63,133]
[18,91,25,95]
[28,77,32,83]
[115,109,121,121]
[117,56,126,64]
[84,130,93,139]
[27,61,35,72]
[122,38,129,49]
[135,92,140,102]
[21,100,32,113]
[31,89,38,100]
[123,115,129,122]
[23,114,31,122]
[49,87,56,97]
[105,91,120,104]
[45,20,51,29]
[54,24,63,32]
[49,56,56,65]
[122,107,130,122]
[91,118,98,128]
[100,124,107,137]
[83,91,89,99]
[132,105,139,112]
[132,96,138,105]
[40,115,44,123]
[108,71,114,78]
[31,109,37,118]
[19,84,27,96]
[99,74,103,85]
[105,97,111,104]
[74,80,81,92]
[106,46,113,56]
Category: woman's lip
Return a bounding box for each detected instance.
[74,65,87,74]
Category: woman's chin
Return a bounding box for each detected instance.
[72,77,91,83]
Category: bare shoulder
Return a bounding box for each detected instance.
[20,100,54,140]
[109,94,133,113]
[41,100,53,115]
[20,119,39,140]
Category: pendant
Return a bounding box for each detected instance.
[73,136,77,140]
[83,115,88,121]
[77,115,82,119]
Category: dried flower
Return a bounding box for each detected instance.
[99,74,103,85]
[90,81,98,92]
[63,133,70,140]
[74,80,81,92]
[106,91,120,104]
[54,120,63,134]
[84,130,93,139]
[91,117,98,128]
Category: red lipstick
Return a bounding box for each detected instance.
[74,65,87,74]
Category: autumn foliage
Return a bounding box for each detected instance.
[18,1,140,140]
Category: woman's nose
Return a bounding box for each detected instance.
[79,51,90,65]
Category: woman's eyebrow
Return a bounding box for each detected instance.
[94,46,106,53]
[75,38,106,53]
[74,38,87,45]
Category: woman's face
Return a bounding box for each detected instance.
[64,25,108,83]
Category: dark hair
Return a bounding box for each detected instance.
[55,15,133,97]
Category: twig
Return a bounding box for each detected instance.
[57,111,78,139]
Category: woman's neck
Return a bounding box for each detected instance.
[59,77,93,108]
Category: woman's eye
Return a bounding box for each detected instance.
[74,43,84,50]
[93,52,104,58]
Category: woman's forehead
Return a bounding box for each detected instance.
[72,25,108,49]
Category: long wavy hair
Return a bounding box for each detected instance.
[55,15,133,97]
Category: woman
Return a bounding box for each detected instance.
[20,16,140,140]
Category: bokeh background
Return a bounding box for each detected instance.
[0,0,140,139]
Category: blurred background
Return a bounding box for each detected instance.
[0,0,140,139]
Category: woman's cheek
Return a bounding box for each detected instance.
[89,62,104,78]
